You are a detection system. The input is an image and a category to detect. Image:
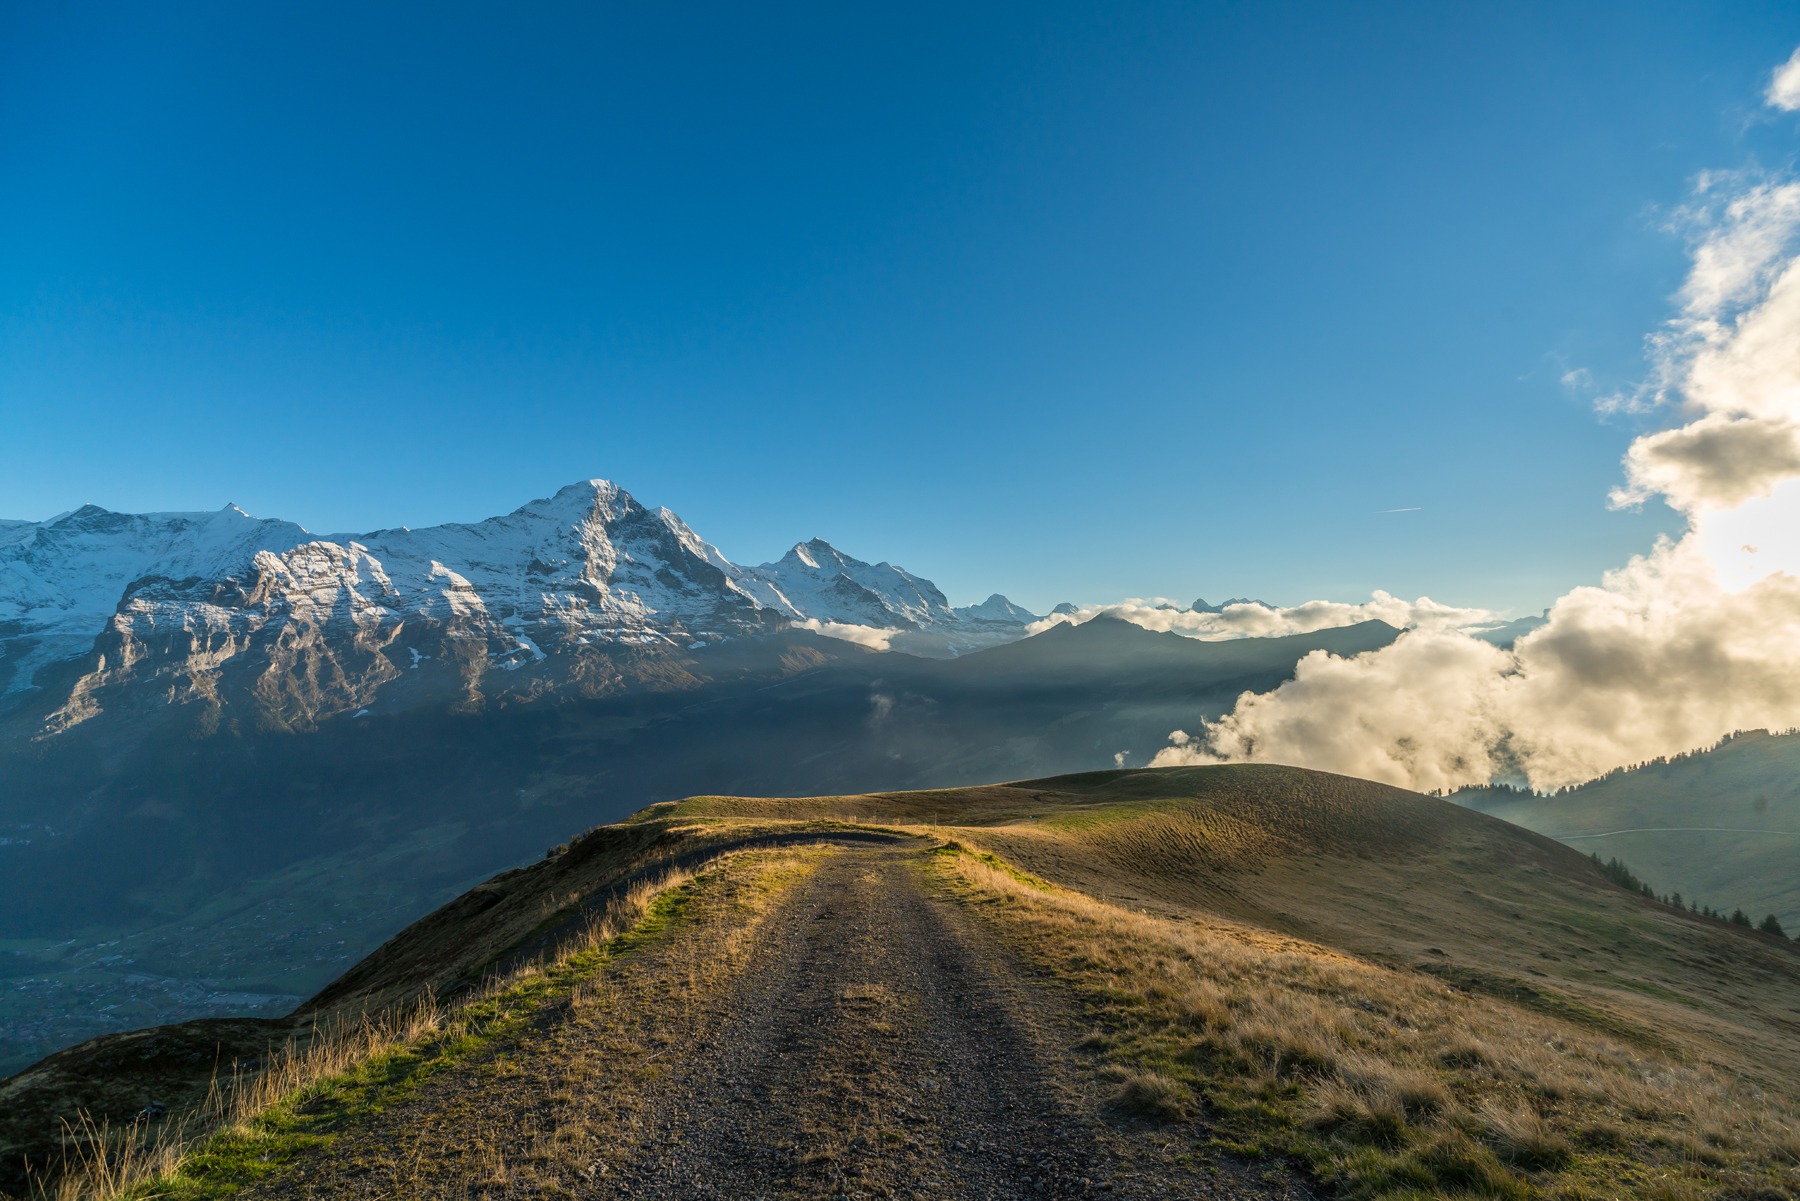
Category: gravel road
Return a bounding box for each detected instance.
[246,841,1309,1200]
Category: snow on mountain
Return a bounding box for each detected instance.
[343,480,776,648]
[0,481,1042,733]
[1192,597,1274,613]
[739,538,956,629]
[0,503,312,693]
[954,594,1039,626]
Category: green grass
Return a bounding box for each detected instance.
[929,840,1051,891]
[111,875,708,1199]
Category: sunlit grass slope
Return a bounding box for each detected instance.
[672,765,1800,1198]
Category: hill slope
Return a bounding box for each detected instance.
[6,765,1798,1200]
[1455,728,1800,926]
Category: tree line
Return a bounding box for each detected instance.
[1589,853,1790,939]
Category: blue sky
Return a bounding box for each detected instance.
[4,2,1799,614]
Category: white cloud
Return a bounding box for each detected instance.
[1600,178,1800,421]
[1157,538,1800,792]
[793,618,901,651]
[868,689,894,723]
[1613,411,1800,512]
[1027,592,1496,641]
[1768,46,1800,112]
[1154,628,1513,791]
[1676,178,1800,318]
[1161,54,1800,793]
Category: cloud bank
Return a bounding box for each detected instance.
[1156,49,1800,793]
[1028,592,1496,641]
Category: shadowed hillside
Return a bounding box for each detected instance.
[1455,728,1800,927]
[7,764,1798,1200]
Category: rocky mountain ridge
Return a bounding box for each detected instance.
[1,480,1040,736]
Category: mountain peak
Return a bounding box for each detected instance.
[748,539,953,630]
[787,538,844,571]
[956,593,1040,624]
[558,477,622,497]
[543,478,628,512]
[56,503,116,525]
[1192,596,1273,614]
[0,480,1046,727]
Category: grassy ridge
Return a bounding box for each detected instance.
[29,848,821,1200]
[668,765,1800,1196]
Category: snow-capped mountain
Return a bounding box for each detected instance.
[1191,596,1273,614]
[0,480,1041,736]
[0,503,312,695]
[739,538,957,629]
[952,593,1040,627]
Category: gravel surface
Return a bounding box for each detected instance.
[245,842,1313,1200]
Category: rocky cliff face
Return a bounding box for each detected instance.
[2,481,1040,737]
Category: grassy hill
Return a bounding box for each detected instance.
[6,764,1798,1199]
[1455,729,1800,928]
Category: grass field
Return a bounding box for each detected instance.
[7,764,1799,1200]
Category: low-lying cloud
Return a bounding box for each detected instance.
[1028,592,1496,641]
[794,618,901,652]
[1158,538,1800,792]
[1155,48,1800,793]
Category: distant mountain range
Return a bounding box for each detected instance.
[0,480,1048,738]
[11,479,1468,745]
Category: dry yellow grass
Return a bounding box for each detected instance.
[627,766,1800,1195]
[932,846,1800,1199]
[30,855,735,1200]
[19,764,1800,1201]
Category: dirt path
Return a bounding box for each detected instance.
[605,845,1118,1199]
[247,842,1304,1200]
